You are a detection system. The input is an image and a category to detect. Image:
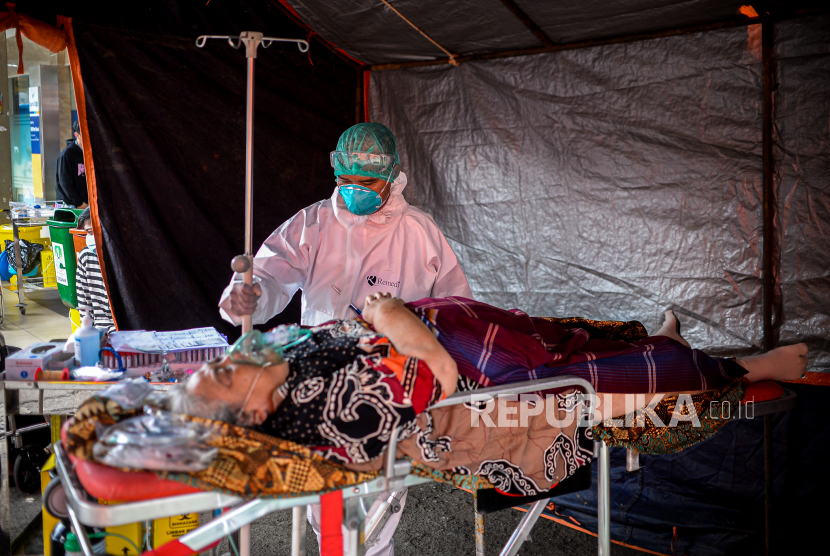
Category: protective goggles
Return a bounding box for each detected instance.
[330,151,395,174]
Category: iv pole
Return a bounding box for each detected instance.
[196,32,309,335]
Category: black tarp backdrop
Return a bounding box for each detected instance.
[22,0,359,339]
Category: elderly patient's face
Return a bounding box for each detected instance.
[186,356,290,425]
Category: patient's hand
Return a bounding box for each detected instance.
[362,292,403,324]
[363,292,458,396]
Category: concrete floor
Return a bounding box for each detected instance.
[1,283,73,348]
[9,489,42,555]
[9,487,42,539]
[10,471,644,556]
[208,482,642,556]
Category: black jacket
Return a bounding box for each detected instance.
[56,139,88,207]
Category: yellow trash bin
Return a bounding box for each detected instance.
[1,225,52,282]
[152,513,200,549]
[98,500,145,555]
[42,248,57,288]
[0,224,51,251]
[41,455,59,556]
[70,308,82,333]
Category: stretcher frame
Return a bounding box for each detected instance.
[55,375,614,556]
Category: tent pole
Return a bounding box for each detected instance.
[370,9,829,71]
[761,22,775,353]
[371,18,753,70]
[761,21,775,556]
[496,0,554,47]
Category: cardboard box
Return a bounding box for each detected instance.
[5,343,64,380]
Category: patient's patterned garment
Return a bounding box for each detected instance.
[256,319,442,464]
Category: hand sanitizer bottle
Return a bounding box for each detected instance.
[74,309,102,366]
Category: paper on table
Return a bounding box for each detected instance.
[109,328,228,353]
[155,328,229,351]
[109,330,164,353]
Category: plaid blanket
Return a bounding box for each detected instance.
[407,297,747,393]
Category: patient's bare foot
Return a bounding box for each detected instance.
[737,343,808,382]
[654,310,690,347]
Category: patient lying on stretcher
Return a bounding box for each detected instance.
[165,294,806,488]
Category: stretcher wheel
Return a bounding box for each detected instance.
[13,445,46,494]
[43,477,70,520]
[19,308,25,315]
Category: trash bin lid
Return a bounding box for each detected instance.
[47,208,84,227]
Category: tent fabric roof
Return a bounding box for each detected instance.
[284,0,768,65]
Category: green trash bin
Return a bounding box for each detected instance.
[47,208,84,309]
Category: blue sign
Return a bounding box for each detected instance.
[30,115,40,155]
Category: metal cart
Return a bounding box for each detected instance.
[9,208,57,315]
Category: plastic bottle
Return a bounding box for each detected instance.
[74,310,102,366]
[22,191,35,206]
[63,531,82,556]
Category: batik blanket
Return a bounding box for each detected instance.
[64,393,494,500]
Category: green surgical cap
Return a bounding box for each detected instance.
[334,123,401,181]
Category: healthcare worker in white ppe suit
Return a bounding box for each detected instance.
[219,122,472,555]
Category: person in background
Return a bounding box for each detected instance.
[219,122,473,556]
[56,120,88,209]
[75,208,114,333]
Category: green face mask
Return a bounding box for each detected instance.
[338,184,383,215]
[338,171,393,216]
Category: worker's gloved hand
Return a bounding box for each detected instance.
[229,282,262,316]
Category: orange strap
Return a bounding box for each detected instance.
[782,371,830,387]
[59,15,118,331]
[0,4,67,74]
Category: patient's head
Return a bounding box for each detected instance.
[166,356,290,426]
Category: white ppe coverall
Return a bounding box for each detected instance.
[219,172,472,326]
[219,171,471,555]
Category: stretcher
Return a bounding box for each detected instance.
[52,375,615,556]
[51,376,795,556]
